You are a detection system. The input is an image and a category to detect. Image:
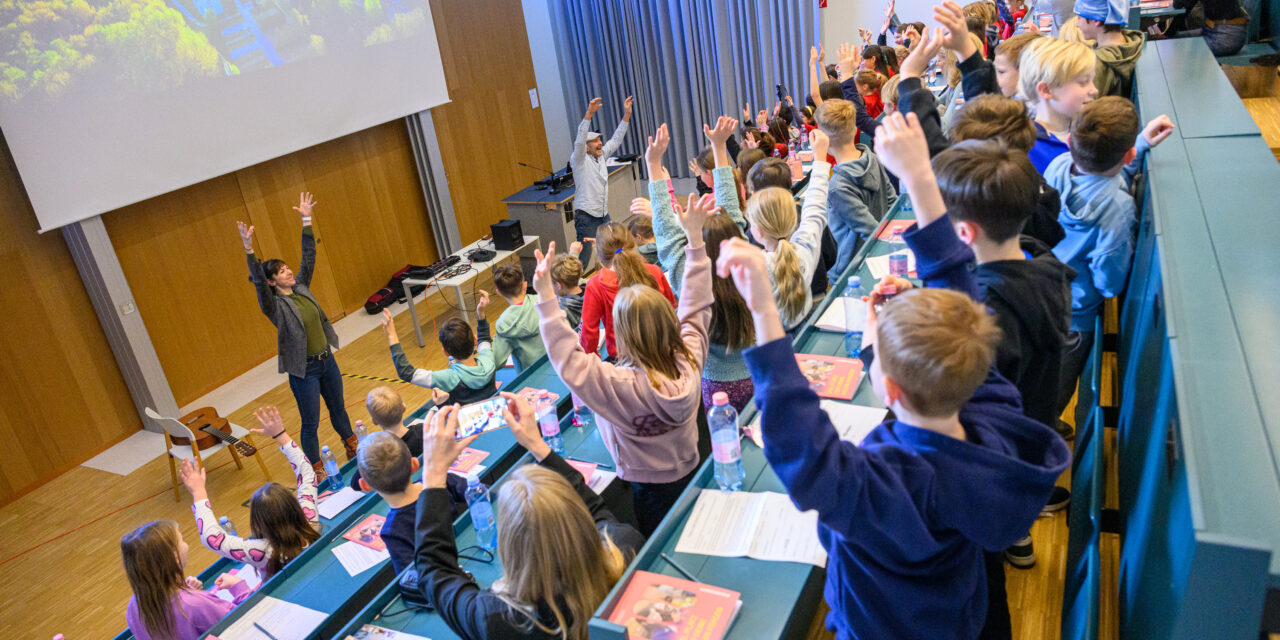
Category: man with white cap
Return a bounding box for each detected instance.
[1074,0,1145,98]
[570,95,634,268]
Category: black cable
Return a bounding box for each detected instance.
[457,544,495,564]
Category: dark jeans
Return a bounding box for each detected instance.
[574,210,609,268]
[1202,23,1247,56]
[632,468,697,536]
[977,551,1012,639]
[287,354,355,464]
[1056,330,1096,426]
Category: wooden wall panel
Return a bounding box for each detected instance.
[106,122,436,405]
[429,0,553,245]
[0,137,139,505]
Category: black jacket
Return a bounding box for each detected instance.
[977,237,1076,429]
[896,74,1066,248]
[413,452,644,639]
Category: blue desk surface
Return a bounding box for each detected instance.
[1148,38,1262,139]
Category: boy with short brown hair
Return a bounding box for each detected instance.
[627,217,660,266]
[480,263,546,372]
[550,253,585,330]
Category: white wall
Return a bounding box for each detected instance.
[819,0,937,51]
[522,0,573,171]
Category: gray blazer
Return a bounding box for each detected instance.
[247,227,340,378]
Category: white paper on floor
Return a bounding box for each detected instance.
[81,430,167,476]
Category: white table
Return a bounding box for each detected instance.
[400,235,541,348]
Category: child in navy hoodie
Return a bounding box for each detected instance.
[717,112,1070,640]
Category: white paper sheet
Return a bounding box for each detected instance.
[588,469,617,495]
[332,541,390,577]
[218,596,327,640]
[317,487,364,520]
[214,565,263,603]
[350,624,432,639]
[814,297,867,333]
[865,249,917,280]
[448,464,486,479]
[674,490,826,566]
[820,401,888,446]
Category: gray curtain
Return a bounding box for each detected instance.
[550,0,818,179]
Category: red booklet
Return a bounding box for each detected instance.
[606,570,742,640]
[795,354,864,400]
[877,219,915,241]
[449,448,489,474]
[342,514,387,552]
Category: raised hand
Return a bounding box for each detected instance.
[531,241,557,300]
[623,95,635,121]
[673,193,718,240]
[703,116,738,147]
[881,11,894,34]
[874,112,932,185]
[1140,115,1176,148]
[178,458,208,501]
[755,110,769,130]
[293,192,316,220]
[630,197,654,218]
[900,27,945,78]
[859,27,874,45]
[236,221,255,253]
[421,404,478,488]
[499,391,549,459]
[837,42,860,83]
[716,238,780,333]
[585,97,603,119]
[379,308,399,344]
[744,130,759,149]
[644,123,671,180]
[809,128,830,163]
[250,406,287,440]
[935,1,976,59]
[742,102,752,124]
[475,289,490,317]
[818,43,827,64]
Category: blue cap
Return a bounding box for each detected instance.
[1074,0,1128,25]
[848,276,862,288]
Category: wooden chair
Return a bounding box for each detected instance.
[145,407,271,501]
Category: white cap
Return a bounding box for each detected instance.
[585,131,602,142]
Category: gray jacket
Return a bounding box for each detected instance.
[248,227,339,378]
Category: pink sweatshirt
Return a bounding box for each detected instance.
[538,244,712,484]
[126,580,250,640]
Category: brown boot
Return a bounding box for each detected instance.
[343,434,360,461]
[311,460,327,486]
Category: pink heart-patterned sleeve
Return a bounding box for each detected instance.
[191,499,271,570]
[280,440,320,526]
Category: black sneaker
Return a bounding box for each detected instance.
[1004,536,1036,569]
[1056,419,1075,440]
[1042,486,1071,515]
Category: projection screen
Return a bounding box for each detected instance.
[1,0,450,231]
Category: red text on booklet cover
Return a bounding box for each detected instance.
[449,448,489,474]
[795,354,864,401]
[606,570,742,640]
[342,514,387,552]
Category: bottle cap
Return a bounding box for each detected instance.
[355,419,363,425]
[712,392,729,406]
[882,284,898,296]
[219,516,230,524]
[321,445,331,452]
[466,473,481,486]
[849,276,861,288]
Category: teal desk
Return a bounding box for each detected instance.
[1147,38,1262,139]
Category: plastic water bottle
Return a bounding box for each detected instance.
[536,392,564,455]
[354,420,367,443]
[843,277,864,359]
[465,476,498,551]
[708,392,744,491]
[320,446,343,492]
[218,516,238,537]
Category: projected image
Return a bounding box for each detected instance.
[0,0,428,103]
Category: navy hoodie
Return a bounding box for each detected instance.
[744,216,1070,640]
[977,236,1076,429]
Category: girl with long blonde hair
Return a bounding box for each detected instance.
[745,129,833,331]
[122,520,248,640]
[414,394,642,640]
[178,406,321,580]
[578,221,676,360]
[533,183,717,535]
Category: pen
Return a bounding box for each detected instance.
[568,457,613,470]
[660,552,697,582]
[253,622,280,640]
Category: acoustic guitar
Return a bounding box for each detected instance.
[171,407,258,457]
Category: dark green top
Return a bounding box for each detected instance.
[289,292,328,356]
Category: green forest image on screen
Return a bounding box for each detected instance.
[0,0,427,103]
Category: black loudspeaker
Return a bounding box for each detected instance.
[490,219,522,251]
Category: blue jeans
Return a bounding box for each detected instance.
[574,211,609,267]
[1202,23,1247,57]
[287,354,355,464]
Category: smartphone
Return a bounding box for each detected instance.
[454,396,511,441]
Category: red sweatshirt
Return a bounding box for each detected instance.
[579,264,676,358]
